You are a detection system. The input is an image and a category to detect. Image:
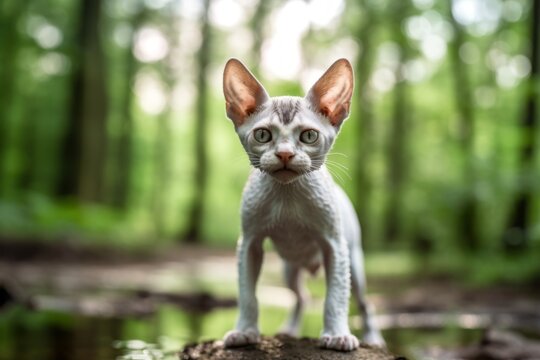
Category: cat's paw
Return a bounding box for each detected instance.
[363,330,386,347]
[319,333,359,351]
[223,329,260,348]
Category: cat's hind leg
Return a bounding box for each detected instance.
[350,241,385,346]
[278,262,307,337]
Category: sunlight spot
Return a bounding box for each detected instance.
[452,0,480,25]
[502,0,523,22]
[261,0,309,80]
[262,38,303,80]
[318,38,359,68]
[405,15,431,41]
[178,0,203,20]
[403,59,431,83]
[486,44,508,70]
[179,21,202,54]
[469,20,499,37]
[135,71,168,114]
[452,0,502,36]
[273,0,309,34]
[496,65,518,88]
[209,0,245,29]
[36,52,70,77]
[509,55,531,79]
[300,67,324,93]
[226,27,252,55]
[424,10,454,41]
[307,0,344,29]
[420,34,446,61]
[134,27,169,63]
[32,21,63,49]
[371,67,396,93]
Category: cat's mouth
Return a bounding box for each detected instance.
[271,167,300,183]
[273,168,298,175]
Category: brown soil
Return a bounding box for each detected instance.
[179,335,403,360]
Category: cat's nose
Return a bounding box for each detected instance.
[275,150,295,164]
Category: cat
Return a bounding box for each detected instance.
[221,58,384,351]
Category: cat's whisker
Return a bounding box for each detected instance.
[325,159,349,169]
[327,152,349,158]
[325,161,350,174]
[326,166,345,185]
[326,162,352,181]
[330,167,352,181]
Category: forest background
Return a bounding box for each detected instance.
[0,0,539,284]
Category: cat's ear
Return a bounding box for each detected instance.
[306,58,354,127]
[223,58,269,127]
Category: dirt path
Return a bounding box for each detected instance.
[2,243,540,319]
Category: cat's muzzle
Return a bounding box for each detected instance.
[271,168,301,184]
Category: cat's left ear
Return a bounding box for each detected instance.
[223,58,269,127]
[306,59,354,127]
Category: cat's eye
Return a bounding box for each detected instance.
[300,129,319,144]
[254,128,272,143]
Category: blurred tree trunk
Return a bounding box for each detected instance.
[16,103,37,192]
[249,0,272,78]
[0,0,27,196]
[502,0,540,252]
[152,8,180,238]
[448,1,479,252]
[182,0,212,243]
[57,0,108,203]
[109,6,146,209]
[353,0,378,246]
[384,1,413,244]
[152,106,173,237]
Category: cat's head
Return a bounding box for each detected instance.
[223,58,354,184]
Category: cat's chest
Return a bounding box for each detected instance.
[241,173,337,234]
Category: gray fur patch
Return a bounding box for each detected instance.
[271,97,301,125]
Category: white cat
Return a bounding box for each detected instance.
[222,58,384,351]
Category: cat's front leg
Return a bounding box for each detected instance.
[223,234,264,347]
[319,238,359,351]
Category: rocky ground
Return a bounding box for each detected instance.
[179,335,401,360]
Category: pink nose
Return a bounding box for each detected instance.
[275,150,295,164]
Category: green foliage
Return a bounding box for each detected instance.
[0,0,539,285]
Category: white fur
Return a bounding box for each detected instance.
[222,59,384,351]
[223,97,384,351]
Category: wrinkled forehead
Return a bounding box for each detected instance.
[269,97,303,125]
[256,97,318,128]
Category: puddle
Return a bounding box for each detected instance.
[4,303,539,360]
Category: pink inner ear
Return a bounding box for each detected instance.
[307,59,354,127]
[223,59,268,126]
[317,83,352,126]
[226,97,257,126]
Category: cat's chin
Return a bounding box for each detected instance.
[270,169,301,184]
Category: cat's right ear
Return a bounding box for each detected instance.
[223,59,269,127]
